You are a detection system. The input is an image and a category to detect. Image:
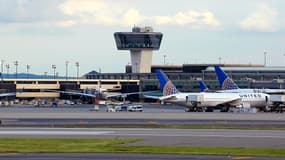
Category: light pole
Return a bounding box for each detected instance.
[5,64,10,79]
[52,64,56,79]
[1,60,4,81]
[75,62,79,79]
[218,57,222,64]
[264,50,267,66]
[44,72,47,79]
[163,55,166,65]
[99,68,101,89]
[283,54,285,67]
[26,64,30,79]
[65,61,69,80]
[14,61,18,79]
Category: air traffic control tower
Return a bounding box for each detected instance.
[114,26,163,73]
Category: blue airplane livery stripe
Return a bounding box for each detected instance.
[156,69,169,90]
[214,66,239,90]
[199,81,209,92]
[155,69,179,96]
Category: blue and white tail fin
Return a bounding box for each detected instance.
[155,69,179,96]
[214,66,239,90]
[199,81,209,92]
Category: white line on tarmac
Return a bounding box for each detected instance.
[0,131,113,135]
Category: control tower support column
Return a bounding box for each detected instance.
[130,49,152,73]
[114,26,163,73]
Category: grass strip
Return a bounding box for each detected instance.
[0,138,284,157]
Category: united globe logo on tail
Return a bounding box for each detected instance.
[222,78,239,90]
[163,81,179,96]
[156,69,179,96]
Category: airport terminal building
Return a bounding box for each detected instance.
[1,64,285,101]
[85,64,285,94]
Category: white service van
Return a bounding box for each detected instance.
[127,105,143,112]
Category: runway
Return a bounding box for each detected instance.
[0,127,285,148]
[0,107,284,159]
[2,118,285,128]
[0,153,283,160]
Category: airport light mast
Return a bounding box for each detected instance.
[65,61,69,80]
[52,64,56,79]
[1,60,4,81]
[26,64,30,79]
[14,61,18,79]
[5,64,9,79]
[75,62,79,79]
[114,26,163,73]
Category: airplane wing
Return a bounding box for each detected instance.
[143,94,177,101]
[0,92,16,97]
[143,95,161,99]
[106,91,158,98]
[216,97,242,106]
[43,90,97,98]
[44,89,158,99]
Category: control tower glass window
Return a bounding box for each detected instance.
[114,33,163,50]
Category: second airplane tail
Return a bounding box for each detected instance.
[214,66,239,90]
[155,69,179,96]
[199,81,209,92]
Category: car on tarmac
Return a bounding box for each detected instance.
[127,105,143,112]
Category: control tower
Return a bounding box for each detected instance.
[114,26,163,73]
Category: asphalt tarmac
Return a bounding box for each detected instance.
[0,104,284,121]
[0,104,284,159]
[0,127,284,148]
[0,104,285,129]
[0,153,282,160]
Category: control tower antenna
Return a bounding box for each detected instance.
[114,26,163,73]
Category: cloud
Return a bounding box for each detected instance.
[0,0,221,29]
[154,11,220,27]
[0,0,62,23]
[55,20,76,27]
[240,4,279,32]
[58,0,220,28]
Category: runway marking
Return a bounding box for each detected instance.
[0,128,285,139]
[0,131,113,135]
[147,121,158,125]
[105,133,285,139]
[232,157,253,160]
[0,153,19,156]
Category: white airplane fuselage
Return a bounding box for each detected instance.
[165,92,269,108]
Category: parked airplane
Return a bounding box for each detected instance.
[199,80,270,110]
[148,69,271,111]
[44,88,154,106]
[145,69,255,111]
[215,66,285,94]
[45,88,141,99]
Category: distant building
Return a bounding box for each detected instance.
[85,64,285,95]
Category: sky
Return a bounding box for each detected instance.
[0,0,285,77]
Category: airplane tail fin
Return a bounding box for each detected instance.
[155,69,179,96]
[199,81,209,92]
[214,66,239,90]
